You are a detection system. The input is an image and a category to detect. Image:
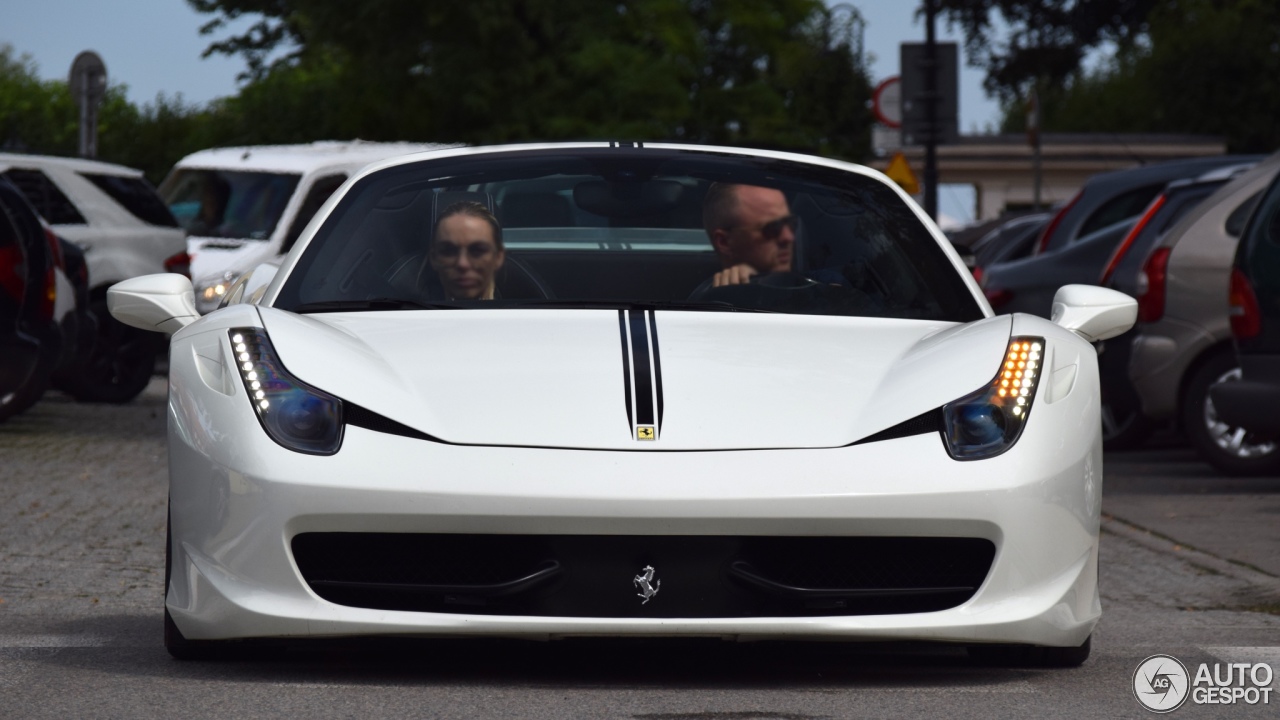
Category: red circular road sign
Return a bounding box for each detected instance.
[872,76,902,129]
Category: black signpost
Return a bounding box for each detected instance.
[899,2,958,221]
[69,51,107,159]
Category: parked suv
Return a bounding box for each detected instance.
[159,141,448,313]
[1126,153,1280,473]
[1211,166,1280,463]
[0,176,55,422]
[0,154,188,402]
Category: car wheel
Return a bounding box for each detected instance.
[968,635,1091,667]
[1183,353,1280,475]
[1101,400,1152,451]
[60,294,158,404]
[4,360,51,418]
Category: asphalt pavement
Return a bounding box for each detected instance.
[1,380,1278,718]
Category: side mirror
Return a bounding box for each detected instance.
[107,273,199,334]
[1051,284,1137,342]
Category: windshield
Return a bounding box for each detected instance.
[274,148,982,321]
[159,168,301,241]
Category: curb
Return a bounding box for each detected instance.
[1102,513,1280,595]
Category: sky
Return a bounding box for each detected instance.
[3,0,997,222]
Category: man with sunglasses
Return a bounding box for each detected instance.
[702,183,800,287]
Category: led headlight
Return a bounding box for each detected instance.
[229,328,343,455]
[942,336,1044,460]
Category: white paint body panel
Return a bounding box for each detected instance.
[259,306,1010,450]
[166,307,1101,647]
[0,153,187,290]
[173,142,452,290]
[163,143,1103,649]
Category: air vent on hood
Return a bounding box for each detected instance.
[345,403,439,442]
[851,408,943,446]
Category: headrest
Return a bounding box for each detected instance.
[501,191,573,228]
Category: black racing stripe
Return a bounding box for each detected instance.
[647,310,664,431]
[617,310,633,429]
[628,309,655,427]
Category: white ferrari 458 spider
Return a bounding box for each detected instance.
[109,143,1137,664]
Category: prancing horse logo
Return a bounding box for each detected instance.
[634,565,660,604]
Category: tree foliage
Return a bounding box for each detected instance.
[0,44,242,181]
[994,0,1280,152]
[2,3,875,185]
[934,0,1158,103]
[187,0,873,156]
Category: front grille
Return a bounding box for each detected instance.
[293,534,995,618]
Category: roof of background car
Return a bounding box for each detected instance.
[0,152,144,177]
[172,140,458,175]
[1157,150,1280,256]
[1084,154,1266,192]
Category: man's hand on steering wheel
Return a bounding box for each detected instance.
[712,263,760,287]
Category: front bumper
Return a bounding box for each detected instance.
[165,365,1104,648]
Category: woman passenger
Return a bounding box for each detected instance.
[428,201,506,300]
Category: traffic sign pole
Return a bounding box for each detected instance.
[923,0,938,221]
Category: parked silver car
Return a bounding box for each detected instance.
[1126,153,1280,473]
[1096,167,1258,449]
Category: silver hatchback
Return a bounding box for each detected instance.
[1126,153,1280,473]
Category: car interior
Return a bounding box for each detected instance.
[275,154,983,322]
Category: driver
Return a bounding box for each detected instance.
[702,183,799,287]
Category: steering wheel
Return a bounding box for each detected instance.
[749,271,820,290]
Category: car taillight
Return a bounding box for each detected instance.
[1228,266,1261,340]
[1100,194,1166,285]
[0,246,23,301]
[1136,247,1171,323]
[42,225,64,268]
[163,251,191,278]
[972,265,984,285]
[1035,190,1081,255]
[39,266,56,321]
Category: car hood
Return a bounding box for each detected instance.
[259,307,1012,451]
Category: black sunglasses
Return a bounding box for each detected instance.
[730,215,799,240]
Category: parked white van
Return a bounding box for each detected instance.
[159,141,448,312]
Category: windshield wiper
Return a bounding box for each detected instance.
[290,298,463,314]
[636,300,777,313]
[513,299,777,313]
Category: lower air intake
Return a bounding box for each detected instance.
[292,534,995,618]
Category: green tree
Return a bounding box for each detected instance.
[933,0,1158,104]
[0,44,78,155]
[188,0,874,158]
[0,44,242,182]
[995,0,1280,152]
